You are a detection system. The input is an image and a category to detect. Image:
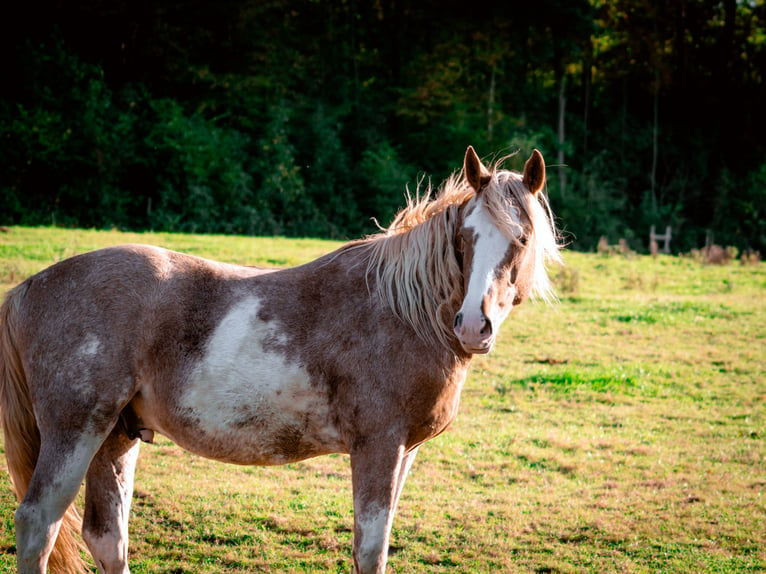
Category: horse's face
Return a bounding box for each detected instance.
[453,147,545,354]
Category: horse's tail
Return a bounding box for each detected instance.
[0,283,87,574]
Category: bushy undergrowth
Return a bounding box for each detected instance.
[2,26,765,252]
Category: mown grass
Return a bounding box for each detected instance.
[0,227,764,573]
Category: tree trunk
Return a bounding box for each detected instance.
[621,77,627,165]
[650,69,659,215]
[487,66,496,143]
[582,37,593,155]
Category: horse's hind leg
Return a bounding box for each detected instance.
[83,428,140,574]
[15,432,107,573]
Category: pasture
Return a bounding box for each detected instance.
[1,226,764,573]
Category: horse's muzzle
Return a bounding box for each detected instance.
[453,311,494,354]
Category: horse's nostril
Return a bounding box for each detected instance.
[480,315,493,336]
[453,312,463,329]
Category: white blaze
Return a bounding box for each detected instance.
[461,199,514,316]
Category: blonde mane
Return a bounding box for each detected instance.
[364,160,562,350]
[493,170,563,303]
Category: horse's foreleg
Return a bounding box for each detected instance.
[83,428,140,574]
[350,443,418,574]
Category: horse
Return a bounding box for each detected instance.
[0,146,561,574]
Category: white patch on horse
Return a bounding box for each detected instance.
[14,433,105,571]
[463,199,512,308]
[83,485,131,573]
[181,296,343,462]
[85,531,128,574]
[78,334,102,358]
[356,505,391,570]
[60,334,104,397]
[52,434,105,512]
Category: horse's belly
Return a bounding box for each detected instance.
[166,373,344,465]
[142,296,345,465]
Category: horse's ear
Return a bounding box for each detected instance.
[523,149,546,196]
[464,146,492,192]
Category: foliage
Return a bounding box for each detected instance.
[550,149,629,249]
[357,141,417,228]
[146,98,256,234]
[0,0,765,249]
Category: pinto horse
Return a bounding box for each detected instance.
[0,147,560,573]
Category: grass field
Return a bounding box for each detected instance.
[0,226,764,573]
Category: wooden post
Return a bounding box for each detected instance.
[649,225,672,254]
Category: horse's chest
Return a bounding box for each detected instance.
[168,297,343,464]
[400,365,468,449]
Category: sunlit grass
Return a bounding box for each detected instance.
[0,227,764,572]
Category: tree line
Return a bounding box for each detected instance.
[1,0,764,252]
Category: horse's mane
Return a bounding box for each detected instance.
[493,169,562,304]
[363,160,562,351]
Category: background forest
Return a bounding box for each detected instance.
[1,0,764,252]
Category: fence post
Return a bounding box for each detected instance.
[663,226,671,254]
[649,225,672,254]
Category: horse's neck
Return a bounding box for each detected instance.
[259,240,471,366]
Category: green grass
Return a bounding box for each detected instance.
[1,227,764,573]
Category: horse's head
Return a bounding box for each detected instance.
[453,146,555,354]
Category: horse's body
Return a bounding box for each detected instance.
[0,147,560,573]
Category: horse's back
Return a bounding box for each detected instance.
[15,244,244,351]
[19,243,265,323]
